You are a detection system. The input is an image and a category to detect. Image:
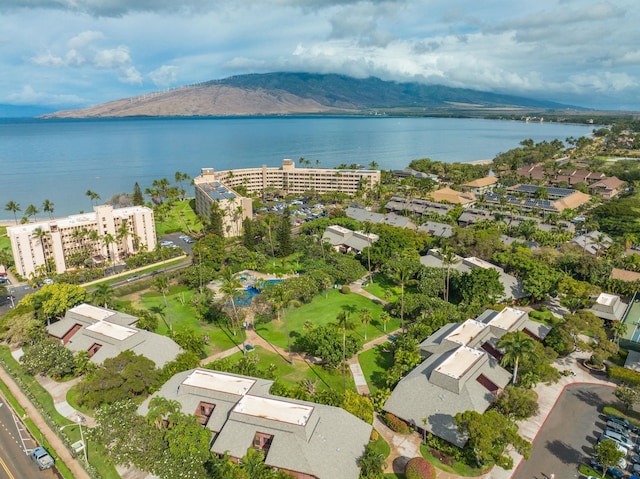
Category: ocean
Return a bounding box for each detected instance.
[0,116,594,218]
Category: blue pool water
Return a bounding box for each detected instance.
[236,279,283,306]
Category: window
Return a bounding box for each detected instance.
[252,432,274,453]
[476,374,500,395]
[88,343,102,356]
[195,402,215,425]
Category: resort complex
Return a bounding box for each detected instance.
[194,159,381,236]
[7,204,156,277]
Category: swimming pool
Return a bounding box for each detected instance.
[235,279,283,306]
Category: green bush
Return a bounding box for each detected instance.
[405,457,436,479]
[341,285,351,294]
[382,412,410,434]
[608,365,640,386]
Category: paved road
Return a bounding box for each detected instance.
[514,383,615,479]
[0,395,60,479]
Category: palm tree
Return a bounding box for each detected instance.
[116,220,130,258]
[269,283,300,364]
[153,274,172,332]
[262,214,277,259]
[4,201,21,224]
[379,311,390,333]
[85,190,101,207]
[92,283,114,308]
[334,310,355,390]
[219,268,245,351]
[42,199,55,219]
[102,233,116,268]
[24,204,40,222]
[362,220,374,283]
[32,227,50,274]
[360,307,372,341]
[498,330,536,385]
[386,257,416,332]
[440,246,459,303]
[611,321,628,353]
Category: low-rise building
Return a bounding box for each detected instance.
[7,205,156,277]
[417,221,454,239]
[383,307,549,447]
[139,368,372,479]
[589,293,628,322]
[462,176,498,195]
[322,225,379,253]
[46,303,182,367]
[428,187,476,206]
[345,207,416,229]
[385,197,453,217]
[589,177,625,199]
[571,231,613,256]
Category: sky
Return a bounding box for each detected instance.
[1,0,639,112]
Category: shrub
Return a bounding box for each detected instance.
[609,365,640,386]
[405,457,436,479]
[370,429,379,441]
[341,285,351,294]
[382,412,410,434]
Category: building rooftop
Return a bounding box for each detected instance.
[69,303,116,321]
[435,346,484,379]
[86,321,138,341]
[182,369,255,396]
[487,307,527,330]
[233,395,314,426]
[444,320,487,347]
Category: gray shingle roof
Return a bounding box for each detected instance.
[47,304,182,368]
[139,369,372,479]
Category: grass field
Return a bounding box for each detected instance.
[130,284,243,355]
[207,345,350,391]
[256,288,400,351]
[358,344,395,393]
[155,199,202,237]
[363,273,400,302]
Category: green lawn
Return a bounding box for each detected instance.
[207,345,350,392]
[155,199,202,236]
[363,273,400,302]
[133,284,242,355]
[358,344,395,393]
[258,252,306,276]
[256,288,399,351]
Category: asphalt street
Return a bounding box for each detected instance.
[514,384,616,479]
[0,394,60,479]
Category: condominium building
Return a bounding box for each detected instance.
[193,159,381,237]
[8,205,156,277]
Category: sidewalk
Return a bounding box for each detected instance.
[0,365,91,479]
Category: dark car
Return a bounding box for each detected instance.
[608,414,639,433]
[590,458,625,479]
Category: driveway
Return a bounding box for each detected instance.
[513,384,616,479]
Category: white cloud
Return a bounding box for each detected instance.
[118,66,143,84]
[149,65,177,86]
[93,46,132,69]
[6,84,84,106]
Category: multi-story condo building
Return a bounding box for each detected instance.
[8,205,156,278]
[194,159,380,237]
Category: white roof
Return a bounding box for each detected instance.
[435,346,484,379]
[487,307,526,330]
[86,321,138,341]
[182,369,255,395]
[232,395,314,426]
[596,293,619,306]
[444,320,486,346]
[69,304,116,321]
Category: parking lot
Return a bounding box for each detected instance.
[514,384,617,479]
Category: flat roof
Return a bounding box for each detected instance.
[435,346,484,379]
[232,395,314,426]
[182,369,255,395]
[86,321,138,341]
[488,307,526,330]
[596,293,619,306]
[69,304,116,321]
[444,320,487,346]
[464,256,497,270]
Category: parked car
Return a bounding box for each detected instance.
[589,459,624,479]
[631,454,640,464]
[30,446,54,470]
[607,420,632,438]
[608,414,639,433]
[603,429,635,449]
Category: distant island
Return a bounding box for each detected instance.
[41,72,593,120]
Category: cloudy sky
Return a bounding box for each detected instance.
[1,0,639,111]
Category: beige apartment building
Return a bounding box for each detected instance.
[193,159,381,237]
[8,205,156,278]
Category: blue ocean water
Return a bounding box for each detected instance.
[0,116,594,218]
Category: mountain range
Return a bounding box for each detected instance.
[41,72,584,119]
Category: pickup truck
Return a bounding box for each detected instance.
[30,446,55,470]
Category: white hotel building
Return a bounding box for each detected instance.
[194,159,381,237]
[8,205,156,277]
